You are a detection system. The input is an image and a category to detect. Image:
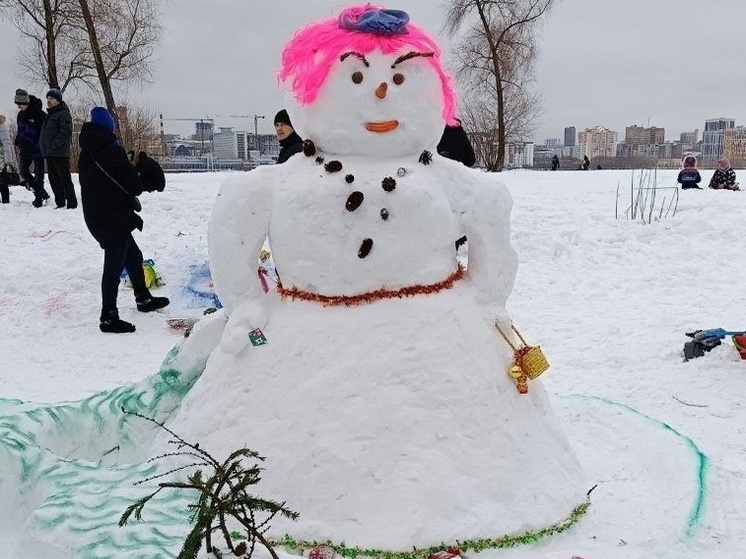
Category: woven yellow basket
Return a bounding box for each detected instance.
[494,322,549,380]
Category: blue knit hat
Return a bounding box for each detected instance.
[90,107,115,132]
[46,88,63,102]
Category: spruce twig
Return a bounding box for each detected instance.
[119,409,298,559]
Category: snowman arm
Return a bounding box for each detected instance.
[455,180,517,316]
[208,174,273,316]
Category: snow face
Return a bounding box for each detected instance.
[289,50,445,158]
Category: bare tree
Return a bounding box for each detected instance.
[76,0,162,134]
[443,0,553,171]
[1,0,162,134]
[0,0,92,90]
[117,105,161,155]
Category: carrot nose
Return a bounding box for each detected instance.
[375,82,388,99]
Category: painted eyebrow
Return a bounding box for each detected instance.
[391,51,434,68]
[340,51,370,67]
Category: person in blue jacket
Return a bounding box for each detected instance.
[677,155,702,189]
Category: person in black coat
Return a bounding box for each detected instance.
[78,107,169,333]
[581,155,590,170]
[128,150,165,192]
[274,109,303,164]
[14,89,50,206]
[39,88,77,208]
[437,119,476,168]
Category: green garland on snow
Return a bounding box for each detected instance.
[270,500,590,559]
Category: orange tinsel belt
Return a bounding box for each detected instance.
[276,264,465,306]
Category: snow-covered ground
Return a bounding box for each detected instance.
[1,168,744,559]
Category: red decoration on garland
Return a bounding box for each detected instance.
[309,546,336,559]
[277,264,464,306]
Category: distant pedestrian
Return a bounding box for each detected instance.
[677,155,702,190]
[14,89,50,207]
[581,155,590,170]
[274,109,303,164]
[708,157,739,190]
[437,119,476,167]
[39,88,77,208]
[550,154,560,170]
[78,107,169,334]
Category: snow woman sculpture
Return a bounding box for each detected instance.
[165,3,588,552]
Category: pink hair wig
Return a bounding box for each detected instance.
[279,4,458,126]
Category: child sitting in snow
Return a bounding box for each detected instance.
[708,157,739,190]
[677,155,702,189]
[257,249,278,293]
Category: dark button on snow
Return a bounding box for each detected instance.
[325,160,343,173]
[380,208,389,221]
[381,177,396,192]
[346,191,364,211]
[358,238,373,258]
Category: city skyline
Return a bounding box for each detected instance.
[0,0,744,141]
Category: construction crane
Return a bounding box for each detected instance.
[214,114,266,136]
[159,114,215,156]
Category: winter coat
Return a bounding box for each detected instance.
[277,131,303,164]
[78,122,144,248]
[708,168,737,190]
[133,151,165,192]
[437,122,476,167]
[39,101,73,158]
[14,96,45,160]
[0,117,17,168]
[677,168,702,189]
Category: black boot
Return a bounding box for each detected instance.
[136,294,170,313]
[100,309,136,333]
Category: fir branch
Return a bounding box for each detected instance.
[120,410,297,559]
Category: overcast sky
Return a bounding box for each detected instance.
[0,0,744,143]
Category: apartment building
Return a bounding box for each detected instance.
[701,118,735,160]
[578,126,618,158]
[505,142,534,168]
[679,130,699,149]
[625,125,664,146]
[564,126,576,147]
[723,126,746,161]
[213,127,250,160]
